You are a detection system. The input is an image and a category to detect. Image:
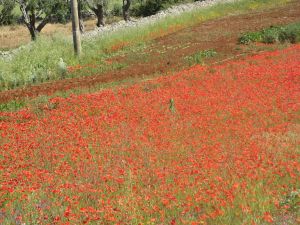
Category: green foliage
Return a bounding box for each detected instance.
[169,98,176,113]
[261,26,283,43]
[132,0,191,17]
[278,23,300,43]
[85,0,109,10]
[0,34,76,90]
[239,22,300,44]
[52,1,71,24]
[111,2,123,16]
[238,31,262,44]
[18,0,70,24]
[0,100,25,112]
[0,0,16,25]
[186,49,217,65]
[1,0,71,26]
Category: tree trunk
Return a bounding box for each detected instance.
[28,25,37,41]
[28,10,36,40]
[79,19,85,33]
[95,4,105,27]
[78,0,85,33]
[18,1,49,41]
[122,0,131,21]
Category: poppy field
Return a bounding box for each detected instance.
[0,44,299,224]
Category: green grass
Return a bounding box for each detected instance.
[0,100,26,112]
[185,49,217,66]
[0,0,291,91]
[239,21,300,44]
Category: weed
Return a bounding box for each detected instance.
[261,26,283,43]
[186,49,217,65]
[238,31,262,44]
[279,23,300,43]
[0,100,25,112]
[169,98,176,113]
[280,189,300,212]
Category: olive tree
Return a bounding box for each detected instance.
[122,0,131,21]
[16,0,70,40]
[85,0,107,27]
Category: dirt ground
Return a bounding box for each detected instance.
[1,0,300,103]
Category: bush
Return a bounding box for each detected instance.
[261,26,283,43]
[132,0,189,17]
[279,24,300,44]
[239,22,300,45]
[186,49,217,65]
[111,3,123,17]
[238,31,262,44]
[131,0,162,17]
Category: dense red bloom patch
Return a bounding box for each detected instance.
[0,45,299,224]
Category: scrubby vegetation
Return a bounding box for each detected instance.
[131,0,192,17]
[239,22,300,44]
[185,49,217,66]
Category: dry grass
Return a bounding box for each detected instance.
[0,19,103,50]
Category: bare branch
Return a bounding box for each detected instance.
[36,16,50,32]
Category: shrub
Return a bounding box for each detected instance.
[186,49,217,65]
[132,0,190,17]
[238,31,262,44]
[111,3,123,17]
[239,22,300,45]
[279,24,300,43]
[261,26,283,43]
[131,0,162,17]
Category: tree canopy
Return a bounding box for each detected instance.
[16,0,70,40]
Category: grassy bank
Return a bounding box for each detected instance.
[0,0,291,91]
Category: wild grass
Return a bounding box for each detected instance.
[0,0,291,91]
[185,49,217,66]
[0,19,103,50]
